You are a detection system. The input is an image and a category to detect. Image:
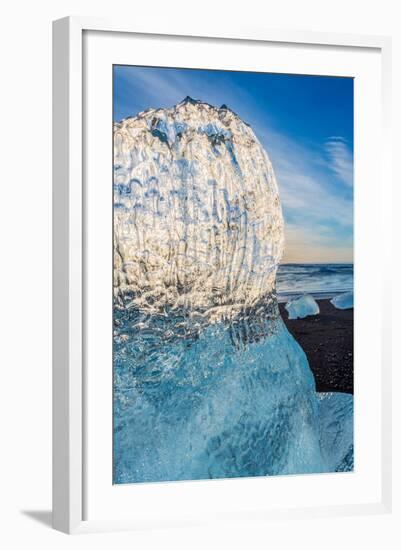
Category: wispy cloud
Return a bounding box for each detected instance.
[114,66,271,127]
[324,136,353,187]
[255,127,353,262]
[268,138,353,227]
[114,67,189,116]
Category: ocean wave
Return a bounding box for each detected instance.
[276,263,353,301]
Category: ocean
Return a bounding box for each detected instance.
[276,263,353,302]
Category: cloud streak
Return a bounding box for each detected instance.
[324,136,354,187]
[255,126,353,262]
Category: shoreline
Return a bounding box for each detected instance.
[276,289,353,303]
[279,299,353,394]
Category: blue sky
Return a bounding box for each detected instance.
[114,65,353,263]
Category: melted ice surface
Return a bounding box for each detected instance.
[114,309,354,483]
[318,392,354,472]
[114,97,284,320]
[331,291,354,310]
[285,294,320,319]
[114,314,323,483]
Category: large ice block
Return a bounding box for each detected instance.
[113,97,284,320]
[113,98,353,484]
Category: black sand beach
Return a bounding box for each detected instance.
[279,299,353,394]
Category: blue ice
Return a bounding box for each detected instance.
[113,311,353,483]
[317,392,354,472]
[331,291,354,310]
[285,294,320,320]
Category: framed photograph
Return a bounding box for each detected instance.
[52,17,392,534]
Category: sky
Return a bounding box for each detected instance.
[114,65,353,264]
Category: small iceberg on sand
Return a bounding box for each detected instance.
[331,291,353,310]
[285,294,320,320]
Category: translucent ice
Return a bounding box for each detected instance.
[317,392,354,472]
[113,98,353,483]
[331,291,354,310]
[114,312,324,483]
[114,97,284,320]
[114,310,354,482]
[285,294,320,319]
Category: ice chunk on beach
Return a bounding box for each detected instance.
[317,392,354,472]
[113,97,353,484]
[113,97,284,320]
[285,294,319,320]
[331,291,353,310]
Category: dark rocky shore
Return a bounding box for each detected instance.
[279,299,353,394]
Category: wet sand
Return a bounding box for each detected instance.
[279,299,353,394]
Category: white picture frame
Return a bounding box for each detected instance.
[52,16,392,534]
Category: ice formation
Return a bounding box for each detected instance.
[113,98,353,483]
[114,313,324,482]
[285,294,320,319]
[317,393,354,472]
[114,97,284,320]
[331,291,354,310]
